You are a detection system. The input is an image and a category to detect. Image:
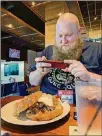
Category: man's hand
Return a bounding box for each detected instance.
[29,56,51,86]
[35,56,51,76]
[63,60,90,81]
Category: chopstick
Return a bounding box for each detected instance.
[84,101,102,135]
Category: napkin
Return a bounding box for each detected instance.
[1,130,11,136]
[69,126,78,135]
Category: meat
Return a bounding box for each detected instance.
[26,102,55,115]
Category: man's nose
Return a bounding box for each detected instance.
[61,36,68,44]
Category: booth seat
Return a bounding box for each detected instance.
[1,82,30,97]
[1,81,40,98]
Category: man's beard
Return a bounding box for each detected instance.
[52,39,83,61]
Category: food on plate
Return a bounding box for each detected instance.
[13,91,42,116]
[13,91,63,121]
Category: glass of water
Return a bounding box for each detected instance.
[75,79,102,135]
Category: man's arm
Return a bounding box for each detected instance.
[88,72,102,82]
[63,60,102,82]
[29,46,53,86]
[29,70,46,86]
[29,56,51,86]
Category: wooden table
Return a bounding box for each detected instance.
[1,96,77,136]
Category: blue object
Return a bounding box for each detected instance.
[17,84,28,96]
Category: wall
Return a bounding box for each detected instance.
[88,30,101,39]
[45,20,57,47]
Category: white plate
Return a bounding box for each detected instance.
[1,100,70,126]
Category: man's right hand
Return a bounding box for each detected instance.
[35,56,52,76]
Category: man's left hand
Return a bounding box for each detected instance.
[62,60,90,81]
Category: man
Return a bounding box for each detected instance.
[29,13,102,97]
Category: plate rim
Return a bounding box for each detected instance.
[1,99,70,126]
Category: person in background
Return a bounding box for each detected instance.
[29,13,102,98]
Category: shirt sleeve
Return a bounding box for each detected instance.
[98,43,102,74]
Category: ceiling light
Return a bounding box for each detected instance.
[1,36,12,39]
[6,24,13,28]
[94,16,97,20]
[57,13,62,16]
[32,2,35,6]
[1,14,7,17]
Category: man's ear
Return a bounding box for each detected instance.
[78,27,82,37]
[79,27,82,33]
[77,27,81,37]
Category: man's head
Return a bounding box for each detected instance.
[53,13,83,60]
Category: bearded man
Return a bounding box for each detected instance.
[29,13,102,100]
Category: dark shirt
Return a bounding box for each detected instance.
[30,42,102,96]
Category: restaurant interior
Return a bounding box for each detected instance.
[1,1,102,136]
[1,1,102,97]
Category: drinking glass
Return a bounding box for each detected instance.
[75,79,102,135]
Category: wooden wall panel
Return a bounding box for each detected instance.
[88,30,101,39]
[45,20,57,46]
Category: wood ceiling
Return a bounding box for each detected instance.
[1,1,46,51]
